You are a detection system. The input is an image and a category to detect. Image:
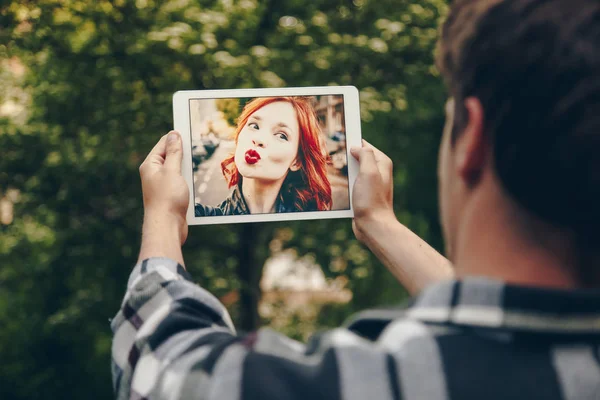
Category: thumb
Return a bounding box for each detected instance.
[164,131,183,172]
[356,147,380,180]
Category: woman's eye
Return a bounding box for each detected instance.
[249,122,259,130]
[276,132,288,141]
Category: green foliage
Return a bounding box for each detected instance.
[216,98,241,127]
[0,0,449,398]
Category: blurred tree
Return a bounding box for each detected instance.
[0,0,448,398]
[215,98,241,127]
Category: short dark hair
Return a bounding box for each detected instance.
[436,0,600,237]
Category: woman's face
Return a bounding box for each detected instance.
[234,101,301,183]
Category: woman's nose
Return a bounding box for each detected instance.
[252,138,265,148]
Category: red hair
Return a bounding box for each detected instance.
[221,97,332,211]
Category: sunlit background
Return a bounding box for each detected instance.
[1,1,449,398]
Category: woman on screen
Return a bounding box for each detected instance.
[194,96,332,216]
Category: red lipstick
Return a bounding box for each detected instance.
[245,149,261,165]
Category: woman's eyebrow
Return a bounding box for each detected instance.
[275,122,292,130]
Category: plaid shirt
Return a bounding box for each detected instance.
[111,257,600,400]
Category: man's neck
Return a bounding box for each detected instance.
[452,178,582,289]
[241,177,284,214]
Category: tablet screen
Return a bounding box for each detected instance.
[188,95,350,217]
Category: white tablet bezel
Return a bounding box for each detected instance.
[173,85,361,226]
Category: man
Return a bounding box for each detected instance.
[111,0,600,398]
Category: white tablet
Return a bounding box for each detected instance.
[173,86,361,226]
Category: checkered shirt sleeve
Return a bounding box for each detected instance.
[110,257,240,399]
[111,257,398,400]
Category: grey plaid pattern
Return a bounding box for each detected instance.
[111,258,600,400]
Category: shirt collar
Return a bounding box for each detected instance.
[230,185,250,214]
[346,277,600,338]
[407,277,600,334]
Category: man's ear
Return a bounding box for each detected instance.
[290,159,301,172]
[455,97,488,185]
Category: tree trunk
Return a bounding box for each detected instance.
[236,223,263,333]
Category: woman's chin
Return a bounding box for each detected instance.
[239,172,285,184]
[236,163,254,178]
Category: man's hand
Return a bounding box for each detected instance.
[350,139,454,295]
[140,131,189,226]
[138,131,189,265]
[350,140,396,243]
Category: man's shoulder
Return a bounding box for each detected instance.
[346,307,463,346]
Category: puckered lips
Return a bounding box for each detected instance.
[245,149,261,165]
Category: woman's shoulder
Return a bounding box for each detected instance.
[194,188,250,217]
[194,202,224,217]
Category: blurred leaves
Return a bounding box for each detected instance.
[0,0,449,399]
[216,98,241,127]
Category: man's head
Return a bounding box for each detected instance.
[435,0,600,268]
